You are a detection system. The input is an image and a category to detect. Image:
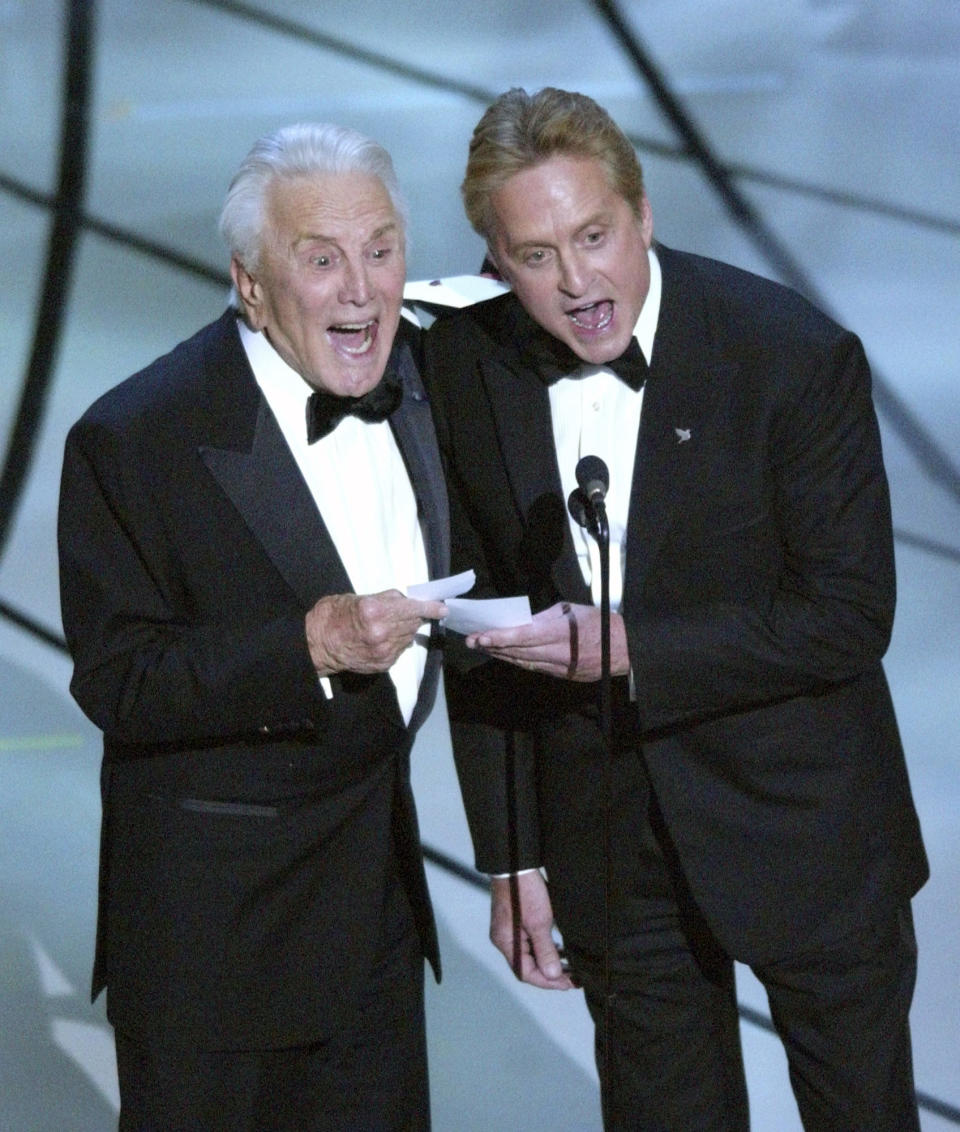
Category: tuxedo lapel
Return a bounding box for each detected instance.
[198,319,452,735]
[195,317,353,609]
[625,248,735,595]
[201,398,353,608]
[390,336,450,733]
[481,356,591,604]
[389,338,449,584]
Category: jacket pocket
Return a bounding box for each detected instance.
[175,796,279,818]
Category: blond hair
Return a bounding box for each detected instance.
[461,87,645,240]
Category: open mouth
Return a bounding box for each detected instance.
[328,319,378,355]
[566,300,613,332]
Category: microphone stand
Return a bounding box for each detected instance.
[582,493,615,1124]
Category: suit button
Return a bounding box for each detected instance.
[258,725,271,735]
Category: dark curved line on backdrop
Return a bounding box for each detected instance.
[0,171,232,290]
[189,0,960,238]
[185,0,960,508]
[0,0,95,559]
[590,0,960,511]
[191,0,498,104]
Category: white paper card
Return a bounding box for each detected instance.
[442,596,532,635]
[407,569,476,601]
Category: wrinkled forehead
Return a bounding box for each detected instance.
[264,172,403,246]
[490,155,630,242]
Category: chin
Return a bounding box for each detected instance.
[565,335,611,363]
[586,327,634,361]
[352,367,389,397]
[325,356,386,396]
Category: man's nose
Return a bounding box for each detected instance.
[557,250,590,297]
[339,258,372,304]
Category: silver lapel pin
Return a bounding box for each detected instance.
[674,427,692,443]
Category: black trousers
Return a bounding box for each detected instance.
[570,898,919,1132]
[553,744,920,1131]
[114,872,429,1132]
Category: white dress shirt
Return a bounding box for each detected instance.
[238,319,429,725]
[548,247,662,610]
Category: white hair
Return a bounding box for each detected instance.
[218,121,408,278]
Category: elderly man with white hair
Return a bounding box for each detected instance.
[58,122,449,1131]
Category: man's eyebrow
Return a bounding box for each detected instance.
[293,231,334,250]
[294,221,400,248]
[506,232,555,256]
[366,221,400,242]
[507,211,611,256]
[574,209,614,233]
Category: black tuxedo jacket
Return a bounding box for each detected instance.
[58,310,448,1049]
[423,245,927,966]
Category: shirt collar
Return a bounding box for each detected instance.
[636,245,662,364]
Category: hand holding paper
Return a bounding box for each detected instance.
[465,601,630,682]
[407,570,533,635]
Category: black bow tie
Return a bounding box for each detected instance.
[306,369,403,444]
[527,332,648,392]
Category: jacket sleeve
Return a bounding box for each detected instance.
[57,416,328,749]
[425,325,543,873]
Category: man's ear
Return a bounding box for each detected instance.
[230,257,264,329]
[481,247,504,281]
[637,193,654,247]
[484,243,514,286]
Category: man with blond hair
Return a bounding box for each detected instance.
[425,86,927,1130]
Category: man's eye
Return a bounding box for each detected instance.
[525,249,547,265]
[311,255,331,268]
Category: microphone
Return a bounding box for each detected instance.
[576,455,609,505]
[569,456,609,540]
